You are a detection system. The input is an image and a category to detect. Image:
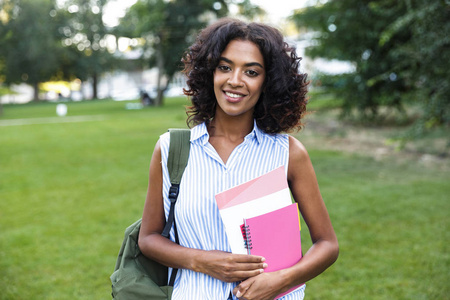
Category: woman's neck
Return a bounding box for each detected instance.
[207,115,254,142]
[207,116,253,165]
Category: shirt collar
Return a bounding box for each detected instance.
[191,120,267,145]
[247,120,263,144]
[250,120,277,144]
[191,122,209,145]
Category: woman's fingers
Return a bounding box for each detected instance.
[227,254,267,271]
[232,261,267,272]
[220,264,265,282]
[233,278,254,299]
[199,251,267,282]
[232,254,266,263]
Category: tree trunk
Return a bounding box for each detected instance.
[80,81,86,100]
[33,82,39,101]
[155,41,165,106]
[92,73,98,100]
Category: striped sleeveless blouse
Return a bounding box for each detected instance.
[159,121,306,299]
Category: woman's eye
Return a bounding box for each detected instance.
[246,70,259,77]
[218,65,231,71]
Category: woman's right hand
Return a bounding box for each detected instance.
[193,250,267,282]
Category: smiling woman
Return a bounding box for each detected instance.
[137,18,338,300]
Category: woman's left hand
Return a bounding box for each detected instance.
[233,272,286,300]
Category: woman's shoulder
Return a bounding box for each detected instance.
[288,135,309,162]
[157,131,171,160]
[159,130,171,144]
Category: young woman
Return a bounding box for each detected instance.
[138,18,339,300]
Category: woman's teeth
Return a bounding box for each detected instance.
[225,92,243,98]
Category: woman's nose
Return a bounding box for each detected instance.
[227,71,244,87]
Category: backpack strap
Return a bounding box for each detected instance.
[161,128,190,286]
[167,128,191,186]
[162,128,190,238]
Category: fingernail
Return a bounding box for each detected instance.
[263,263,268,268]
[259,268,264,273]
[236,291,242,297]
[261,257,266,262]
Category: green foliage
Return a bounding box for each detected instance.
[53,0,117,99]
[116,0,227,105]
[0,0,60,99]
[0,0,117,100]
[117,0,230,105]
[293,0,450,138]
[116,0,262,106]
[0,99,448,298]
[235,0,266,20]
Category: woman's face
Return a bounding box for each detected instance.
[213,39,265,119]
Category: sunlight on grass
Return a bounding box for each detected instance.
[1,98,448,299]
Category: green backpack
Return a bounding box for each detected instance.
[110,129,191,300]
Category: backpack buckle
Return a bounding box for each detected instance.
[168,185,179,203]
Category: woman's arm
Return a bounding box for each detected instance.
[234,136,339,299]
[284,135,339,281]
[138,140,267,283]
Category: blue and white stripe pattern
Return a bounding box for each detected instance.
[159,121,305,300]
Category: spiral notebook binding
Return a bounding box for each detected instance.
[242,225,253,250]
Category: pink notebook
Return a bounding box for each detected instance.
[242,203,304,299]
[215,166,293,254]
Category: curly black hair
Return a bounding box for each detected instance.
[182,18,308,134]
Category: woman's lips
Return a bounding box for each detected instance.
[224,91,246,102]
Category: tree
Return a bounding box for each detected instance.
[55,0,116,99]
[0,0,61,100]
[385,1,450,135]
[116,0,224,106]
[292,0,450,134]
[117,0,261,106]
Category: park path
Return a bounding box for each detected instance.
[296,113,449,171]
[0,115,107,126]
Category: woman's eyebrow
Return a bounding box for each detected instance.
[219,57,264,69]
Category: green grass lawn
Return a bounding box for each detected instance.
[1,98,448,299]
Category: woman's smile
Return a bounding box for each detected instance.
[223,90,247,102]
